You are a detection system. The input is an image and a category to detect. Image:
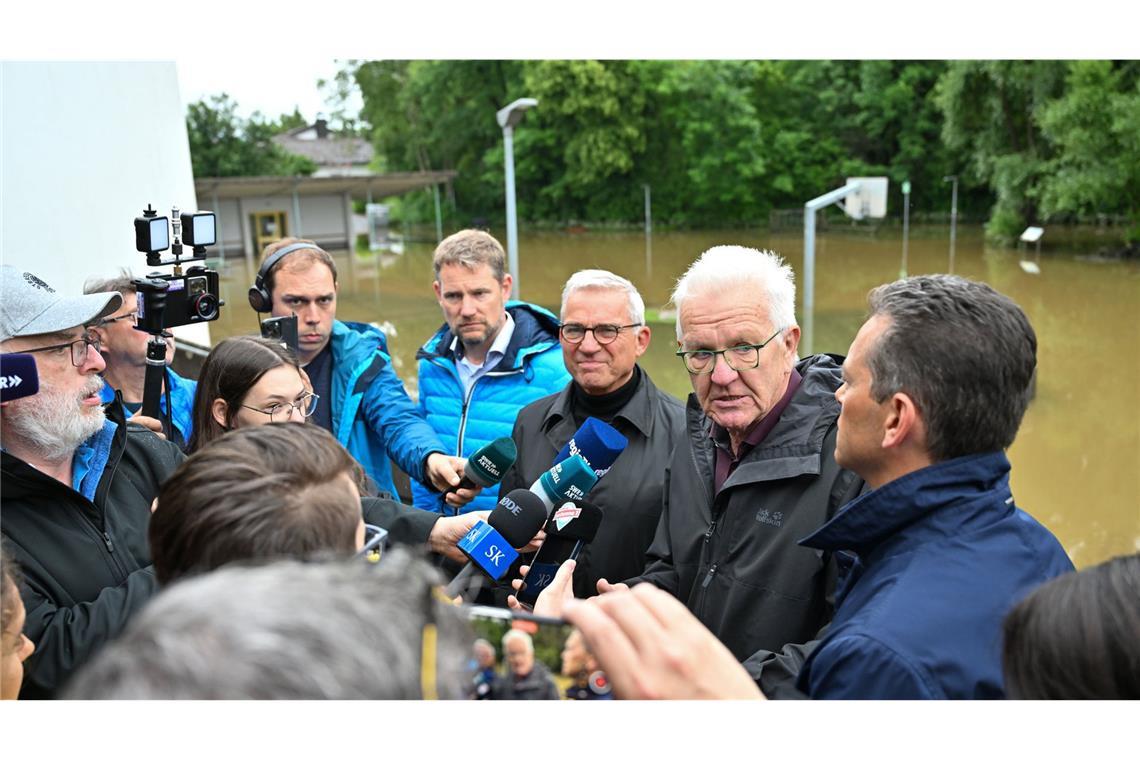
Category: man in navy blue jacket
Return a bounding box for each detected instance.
[559,274,1074,700]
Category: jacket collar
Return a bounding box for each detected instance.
[800,451,1013,555]
[543,367,657,439]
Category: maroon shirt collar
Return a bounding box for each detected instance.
[712,369,802,494]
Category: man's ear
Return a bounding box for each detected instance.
[882,392,920,450]
[634,324,651,356]
[211,398,230,429]
[432,280,442,302]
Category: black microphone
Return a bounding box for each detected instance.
[444,488,547,602]
[514,500,604,607]
[0,353,40,402]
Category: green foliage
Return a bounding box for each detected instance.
[186,94,316,178]
[331,60,1139,238]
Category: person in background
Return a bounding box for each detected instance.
[250,237,472,508]
[1003,552,1139,700]
[560,628,612,700]
[468,638,502,699]
[494,628,559,700]
[85,270,197,449]
[415,229,569,515]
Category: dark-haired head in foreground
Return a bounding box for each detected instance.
[65,551,471,699]
[150,423,365,586]
[1003,552,1140,700]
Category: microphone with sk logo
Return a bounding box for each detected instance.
[444,488,548,602]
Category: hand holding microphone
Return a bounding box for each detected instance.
[442,437,518,511]
[443,488,548,602]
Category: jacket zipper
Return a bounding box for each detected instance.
[701,563,719,589]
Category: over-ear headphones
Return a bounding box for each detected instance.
[247,242,324,312]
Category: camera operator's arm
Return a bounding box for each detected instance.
[357,350,450,491]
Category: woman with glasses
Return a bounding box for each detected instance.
[187,336,319,453]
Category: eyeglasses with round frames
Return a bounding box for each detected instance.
[241,392,320,422]
[17,331,102,367]
[559,322,643,345]
[676,329,784,375]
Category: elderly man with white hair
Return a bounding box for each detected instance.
[618,246,863,684]
[499,269,686,600]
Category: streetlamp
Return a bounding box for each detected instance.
[943,175,959,273]
[497,97,538,299]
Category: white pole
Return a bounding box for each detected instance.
[502,124,520,299]
[644,183,652,279]
[802,182,863,355]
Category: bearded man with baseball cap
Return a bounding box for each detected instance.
[0,265,185,698]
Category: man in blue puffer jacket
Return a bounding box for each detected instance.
[414,230,570,514]
[252,239,471,507]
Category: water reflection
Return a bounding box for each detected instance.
[210,227,1140,568]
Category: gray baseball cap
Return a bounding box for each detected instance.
[1,265,123,343]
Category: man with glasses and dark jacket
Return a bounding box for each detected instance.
[618,246,863,684]
[499,270,686,599]
[0,265,185,698]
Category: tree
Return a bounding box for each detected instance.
[186,94,316,178]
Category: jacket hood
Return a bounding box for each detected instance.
[417,301,561,371]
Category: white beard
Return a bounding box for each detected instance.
[3,375,107,463]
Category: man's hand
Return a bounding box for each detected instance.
[126,412,166,440]
[507,559,577,617]
[563,584,766,700]
[427,510,487,563]
[425,453,482,508]
[596,577,630,595]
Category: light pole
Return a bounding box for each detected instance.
[943,175,959,273]
[497,97,538,299]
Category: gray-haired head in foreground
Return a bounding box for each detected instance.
[561,269,645,325]
[670,246,797,340]
[864,274,1037,463]
[65,551,472,700]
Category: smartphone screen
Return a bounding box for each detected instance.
[459,605,611,700]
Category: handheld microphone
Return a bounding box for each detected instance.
[554,417,629,478]
[528,455,599,513]
[444,488,547,601]
[515,500,604,607]
[450,437,517,493]
[0,353,40,403]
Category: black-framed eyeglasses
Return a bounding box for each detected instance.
[240,392,320,422]
[356,523,388,563]
[559,322,642,345]
[18,331,101,367]
[96,312,138,328]
[676,329,784,375]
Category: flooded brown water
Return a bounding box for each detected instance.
[209,225,1140,569]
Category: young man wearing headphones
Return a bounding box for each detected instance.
[249,238,475,509]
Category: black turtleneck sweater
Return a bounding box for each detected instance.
[570,365,643,428]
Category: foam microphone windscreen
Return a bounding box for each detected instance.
[463,437,518,488]
[554,416,629,478]
[530,455,599,511]
[488,488,549,548]
[0,353,40,403]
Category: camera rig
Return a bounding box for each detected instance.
[132,204,224,427]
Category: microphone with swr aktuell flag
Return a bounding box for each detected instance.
[553,417,629,478]
[528,454,599,513]
[444,488,548,602]
[448,437,517,494]
[515,499,604,607]
[0,353,40,403]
